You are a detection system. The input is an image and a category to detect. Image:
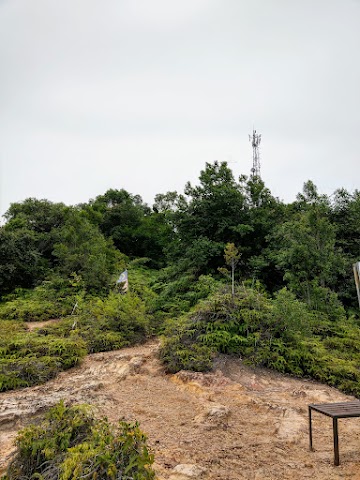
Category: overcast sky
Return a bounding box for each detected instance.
[1,0,359,218]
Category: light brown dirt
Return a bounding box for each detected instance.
[1,340,360,479]
[25,318,62,331]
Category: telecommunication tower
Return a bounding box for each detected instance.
[249,129,262,178]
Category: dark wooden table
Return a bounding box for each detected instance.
[309,401,360,465]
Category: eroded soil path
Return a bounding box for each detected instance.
[1,340,360,479]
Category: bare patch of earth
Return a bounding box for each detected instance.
[25,318,62,331]
[1,341,360,479]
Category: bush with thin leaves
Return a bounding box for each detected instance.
[3,401,155,480]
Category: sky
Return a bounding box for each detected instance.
[1,0,359,218]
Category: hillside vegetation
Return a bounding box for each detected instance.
[3,401,155,480]
[0,162,359,396]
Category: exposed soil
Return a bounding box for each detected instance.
[1,340,360,479]
[25,318,61,331]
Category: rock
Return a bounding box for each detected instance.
[169,463,207,479]
[129,356,145,372]
[116,356,144,380]
[274,408,305,441]
[0,413,19,426]
[194,404,230,428]
[292,389,306,398]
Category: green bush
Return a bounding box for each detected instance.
[0,276,83,322]
[0,296,66,322]
[160,284,360,398]
[0,285,153,392]
[154,271,219,316]
[3,401,155,480]
[87,291,151,343]
[160,317,214,373]
[81,329,126,354]
[0,328,87,392]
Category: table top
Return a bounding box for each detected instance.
[309,401,360,419]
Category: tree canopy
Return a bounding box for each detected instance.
[0,162,358,312]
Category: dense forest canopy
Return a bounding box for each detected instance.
[1,161,359,312]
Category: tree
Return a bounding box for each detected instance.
[271,182,346,309]
[52,209,120,293]
[170,161,247,275]
[180,161,246,243]
[0,199,69,296]
[330,188,360,308]
[4,198,67,232]
[0,228,46,297]
[83,189,171,266]
[238,175,285,289]
[219,243,241,297]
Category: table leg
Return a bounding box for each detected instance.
[333,417,339,466]
[309,406,314,451]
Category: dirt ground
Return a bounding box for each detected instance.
[1,338,360,479]
[25,319,61,331]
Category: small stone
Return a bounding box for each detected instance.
[171,464,207,478]
[194,404,230,428]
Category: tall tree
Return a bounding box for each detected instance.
[52,209,119,293]
[0,199,69,296]
[83,189,170,265]
[330,188,360,307]
[238,175,285,289]
[171,161,247,275]
[271,181,346,308]
[0,228,46,296]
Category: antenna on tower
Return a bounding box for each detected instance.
[249,128,262,179]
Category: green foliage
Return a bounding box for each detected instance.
[3,401,155,480]
[53,210,120,294]
[0,278,151,391]
[271,181,348,309]
[154,270,219,316]
[0,276,81,322]
[169,162,247,276]
[0,199,68,297]
[160,284,360,397]
[268,288,313,341]
[160,317,214,373]
[0,228,47,296]
[160,285,269,372]
[0,199,122,299]
[0,323,87,392]
[125,260,159,310]
[83,188,172,267]
[87,291,150,343]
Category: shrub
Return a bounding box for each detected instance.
[0,333,87,392]
[3,401,155,480]
[0,276,83,322]
[160,284,360,398]
[88,292,150,343]
[0,287,153,392]
[160,317,214,373]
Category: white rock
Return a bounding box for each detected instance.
[172,463,207,477]
[194,404,230,426]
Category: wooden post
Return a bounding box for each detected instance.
[309,406,314,451]
[333,417,340,466]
